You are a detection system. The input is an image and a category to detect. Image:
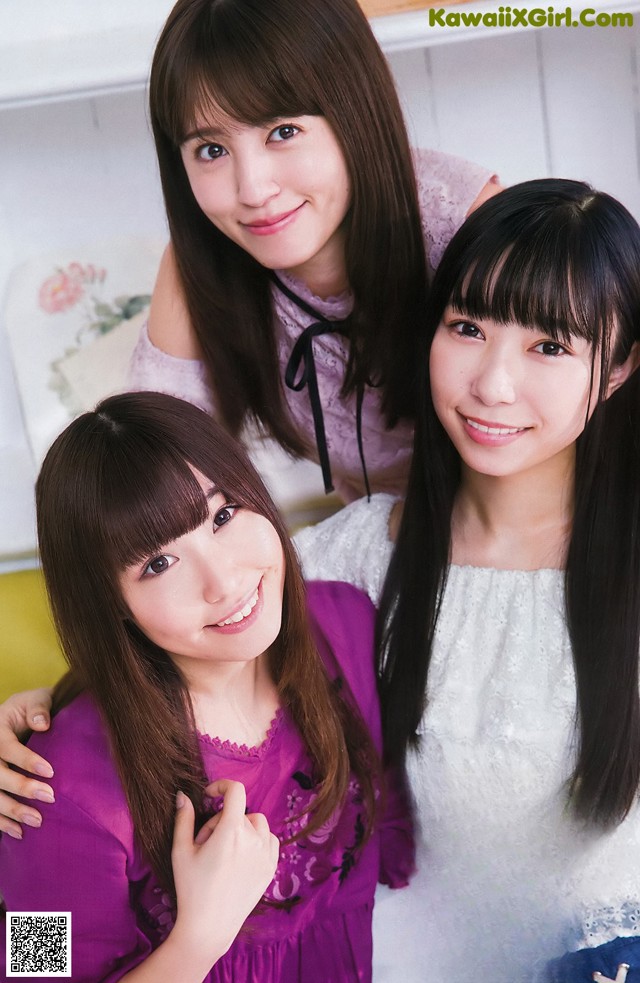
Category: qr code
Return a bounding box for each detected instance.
[6,912,71,977]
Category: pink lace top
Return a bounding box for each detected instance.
[127,148,496,501]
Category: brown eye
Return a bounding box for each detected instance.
[213,505,238,531]
[534,340,568,357]
[196,143,226,161]
[142,554,176,577]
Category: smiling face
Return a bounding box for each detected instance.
[180,113,351,291]
[429,307,600,481]
[118,474,285,674]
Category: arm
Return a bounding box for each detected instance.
[147,244,202,359]
[0,688,54,836]
[126,244,216,415]
[378,763,415,890]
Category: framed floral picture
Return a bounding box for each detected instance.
[5,238,164,466]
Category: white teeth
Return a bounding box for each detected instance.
[216,589,259,627]
[466,418,524,436]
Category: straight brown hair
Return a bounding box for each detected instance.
[150,0,429,453]
[37,392,378,894]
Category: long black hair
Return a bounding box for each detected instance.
[378,178,640,827]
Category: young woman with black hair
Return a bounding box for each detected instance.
[297,179,640,981]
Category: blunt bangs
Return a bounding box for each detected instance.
[434,179,633,355]
[37,392,284,598]
[95,438,210,572]
[152,0,340,145]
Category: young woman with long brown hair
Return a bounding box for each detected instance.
[0,392,411,982]
[130,0,498,502]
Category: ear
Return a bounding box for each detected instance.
[606,341,640,399]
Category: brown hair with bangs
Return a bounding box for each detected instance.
[36,391,378,895]
[149,0,428,452]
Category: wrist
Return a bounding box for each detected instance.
[170,912,232,966]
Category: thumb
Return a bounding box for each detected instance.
[30,708,51,731]
[27,688,54,730]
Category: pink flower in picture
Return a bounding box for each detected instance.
[39,270,84,313]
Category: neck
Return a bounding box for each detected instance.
[451,448,575,570]
[284,231,349,300]
[177,653,280,747]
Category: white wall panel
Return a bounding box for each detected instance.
[539,21,640,216]
[398,32,550,182]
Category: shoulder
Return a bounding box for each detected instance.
[413,146,495,188]
[306,581,380,740]
[126,321,215,414]
[29,691,108,763]
[306,580,376,648]
[294,493,397,606]
[28,693,130,827]
[147,243,201,358]
[412,147,499,268]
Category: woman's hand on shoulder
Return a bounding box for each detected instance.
[593,965,630,983]
[148,243,203,359]
[0,687,54,838]
[170,779,279,960]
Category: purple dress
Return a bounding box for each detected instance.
[0,582,413,982]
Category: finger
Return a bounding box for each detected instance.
[171,791,196,860]
[28,707,51,731]
[0,815,24,839]
[203,779,247,819]
[268,831,281,868]
[0,688,53,740]
[616,965,630,983]
[245,811,271,837]
[194,811,223,846]
[593,973,618,983]
[0,766,54,804]
[0,790,45,831]
[0,742,54,780]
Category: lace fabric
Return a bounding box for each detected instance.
[295,494,640,982]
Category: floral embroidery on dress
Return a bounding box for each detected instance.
[265,770,366,906]
[141,885,176,943]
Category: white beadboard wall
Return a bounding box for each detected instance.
[1,5,640,566]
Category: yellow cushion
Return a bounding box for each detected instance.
[0,569,65,702]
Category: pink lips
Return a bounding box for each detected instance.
[207,581,264,635]
[460,412,529,447]
[242,203,304,236]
